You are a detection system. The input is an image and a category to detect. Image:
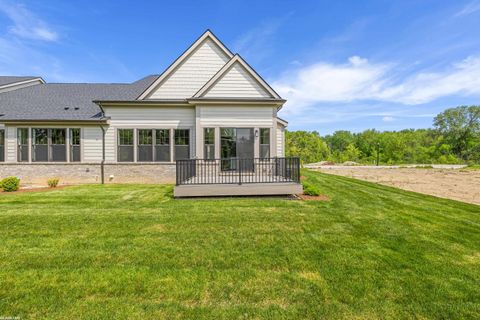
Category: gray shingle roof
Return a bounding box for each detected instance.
[0,75,158,121]
[0,76,39,87]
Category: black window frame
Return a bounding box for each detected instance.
[204,128,215,160]
[32,128,67,162]
[259,128,270,159]
[17,128,29,162]
[70,128,81,162]
[155,129,171,162]
[117,129,134,162]
[174,129,190,161]
[137,129,154,162]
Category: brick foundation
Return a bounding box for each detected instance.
[0,163,176,186]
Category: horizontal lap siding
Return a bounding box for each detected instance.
[83,127,103,162]
[199,106,274,127]
[277,122,285,157]
[6,126,16,162]
[149,39,230,99]
[204,63,271,98]
[103,106,195,162]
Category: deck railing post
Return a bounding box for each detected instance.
[238,158,242,185]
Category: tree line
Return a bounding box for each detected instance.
[285,106,480,165]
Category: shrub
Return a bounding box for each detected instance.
[1,176,20,192]
[47,178,60,188]
[302,181,321,196]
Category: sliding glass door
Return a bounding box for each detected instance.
[220,128,254,171]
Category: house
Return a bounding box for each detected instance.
[0,30,301,196]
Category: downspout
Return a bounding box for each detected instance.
[100,125,106,184]
[97,102,106,185]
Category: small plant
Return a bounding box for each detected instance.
[47,178,60,188]
[1,176,20,192]
[302,181,321,196]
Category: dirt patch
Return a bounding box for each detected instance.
[315,167,480,205]
[299,194,330,201]
[0,185,70,195]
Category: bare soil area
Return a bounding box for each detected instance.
[314,167,480,205]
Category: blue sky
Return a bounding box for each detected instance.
[0,0,479,134]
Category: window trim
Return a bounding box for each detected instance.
[204,127,215,160]
[117,128,135,163]
[174,129,190,161]
[117,128,174,163]
[259,128,271,159]
[17,128,29,162]
[32,128,68,162]
[69,128,81,162]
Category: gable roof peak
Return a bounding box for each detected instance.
[193,53,282,99]
[137,29,233,99]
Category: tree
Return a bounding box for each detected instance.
[433,106,480,160]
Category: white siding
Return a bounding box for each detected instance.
[103,106,195,162]
[204,63,271,98]
[276,122,285,157]
[83,127,103,162]
[6,126,16,162]
[198,106,275,127]
[148,39,230,99]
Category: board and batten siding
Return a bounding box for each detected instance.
[203,63,271,98]
[148,39,230,99]
[198,106,275,128]
[103,106,195,162]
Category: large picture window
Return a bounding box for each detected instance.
[204,128,215,160]
[174,129,190,160]
[0,129,4,162]
[260,128,270,159]
[70,128,81,162]
[118,129,134,162]
[17,128,29,162]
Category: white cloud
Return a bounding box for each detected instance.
[455,0,480,17]
[382,116,394,122]
[0,1,59,41]
[273,55,480,114]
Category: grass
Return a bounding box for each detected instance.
[461,164,480,171]
[0,170,479,319]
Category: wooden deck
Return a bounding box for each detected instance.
[174,157,302,197]
[174,182,303,198]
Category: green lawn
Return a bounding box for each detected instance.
[0,171,479,319]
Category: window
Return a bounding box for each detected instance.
[0,129,4,162]
[51,129,66,162]
[17,128,29,162]
[138,129,153,161]
[70,128,81,162]
[118,129,134,162]
[32,128,67,162]
[174,129,190,160]
[204,128,215,159]
[155,129,170,162]
[260,128,270,159]
[33,128,48,162]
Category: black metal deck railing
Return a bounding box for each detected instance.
[176,157,300,186]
